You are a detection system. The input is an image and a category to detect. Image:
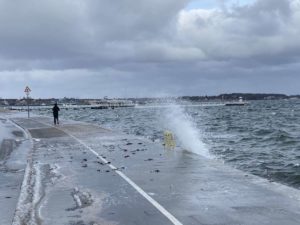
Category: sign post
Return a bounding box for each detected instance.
[24,86,31,118]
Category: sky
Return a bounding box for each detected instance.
[0,0,300,98]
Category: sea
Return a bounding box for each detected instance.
[36,99,300,189]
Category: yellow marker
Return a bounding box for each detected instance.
[164,131,176,149]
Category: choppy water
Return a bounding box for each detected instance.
[36,100,300,189]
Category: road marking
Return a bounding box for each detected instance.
[36,119,184,225]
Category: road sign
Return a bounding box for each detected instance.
[24,86,31,118]
[24,86,31,94]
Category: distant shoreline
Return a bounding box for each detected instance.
[0,93,299,107]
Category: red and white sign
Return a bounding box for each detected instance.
[24,86,31,93]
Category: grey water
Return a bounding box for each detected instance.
[36,100,300,189]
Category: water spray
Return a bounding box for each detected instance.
[162,104,212,158]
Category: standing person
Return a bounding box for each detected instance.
[52,103,60,125]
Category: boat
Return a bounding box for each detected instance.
[225,97,248,106]
[90,100,135,109]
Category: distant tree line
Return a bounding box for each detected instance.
[179,93,299,101]
[1,93,300,106]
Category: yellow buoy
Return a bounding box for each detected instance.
[164,131,176,149]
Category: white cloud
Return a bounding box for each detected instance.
[178,0,300,62]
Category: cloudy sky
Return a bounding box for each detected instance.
[0,0,299,98]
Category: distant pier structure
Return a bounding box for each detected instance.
[7,99,135,111]
[89,99,135,109]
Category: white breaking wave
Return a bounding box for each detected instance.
[162,104,212,159]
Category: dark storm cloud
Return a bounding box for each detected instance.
[0,0,189,69]
[0,0,299,97]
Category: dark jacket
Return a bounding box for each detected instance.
[52,105,60,117]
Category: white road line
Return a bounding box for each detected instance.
[36,119,184,225]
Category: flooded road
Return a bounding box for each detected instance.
[1,115,300,225]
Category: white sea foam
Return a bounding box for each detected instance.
[162,104,212,158]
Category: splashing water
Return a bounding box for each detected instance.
[162,104,212,158]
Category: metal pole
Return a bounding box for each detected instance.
[27,93,30,118]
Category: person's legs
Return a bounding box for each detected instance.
[54,116,59,125]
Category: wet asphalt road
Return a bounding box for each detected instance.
[6,116,300,225]
[0,118,31,225]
